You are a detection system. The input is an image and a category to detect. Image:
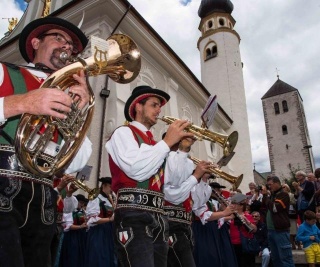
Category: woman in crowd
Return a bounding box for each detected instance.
[60,194,88,267]
[85,177,117,267]
[229,193,257,267]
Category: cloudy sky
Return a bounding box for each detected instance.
[1,0,319,173]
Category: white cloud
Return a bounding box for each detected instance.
[0,1,24,38]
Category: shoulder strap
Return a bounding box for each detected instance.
[0,65,28,145]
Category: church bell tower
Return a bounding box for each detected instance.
[197,0,253,186]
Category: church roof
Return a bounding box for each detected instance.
[198,0,234,18]
[261,78,298,99]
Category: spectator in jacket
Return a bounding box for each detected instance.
[296,210,320,267]
[252,211,270,267]
[293,170,315,222]
[263,176,294,267]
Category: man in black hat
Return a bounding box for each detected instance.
[106,85,200,267]
[0,16,92,267]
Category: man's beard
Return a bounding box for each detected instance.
[50,48,68,69]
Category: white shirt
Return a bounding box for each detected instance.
[105,121,170,181]
[86,193,112,227]
[63,195,78,213]
[163,149,198,204]
[191,179,212,224]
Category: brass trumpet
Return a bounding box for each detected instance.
[189,156,243,189]
[158,116,238,157]
[72,179,100,201]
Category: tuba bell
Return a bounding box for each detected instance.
[189,156,243,189]
[15,34,141,178]
[158,116,238,157]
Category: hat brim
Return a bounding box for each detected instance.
[19,17,88,62]
[124,87,170,122]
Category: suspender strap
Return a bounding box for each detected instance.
[128,128,150,189]
[0,66,28,145]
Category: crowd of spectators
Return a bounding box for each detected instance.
[232,167,320,267]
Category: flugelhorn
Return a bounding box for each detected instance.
[72,179,100,201]
[189,156,243,189]
[15,34,141,178]
[211,189,254,233]
[158,116,238,157]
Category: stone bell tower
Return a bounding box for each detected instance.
[197,0,253,187]
[262,78,315,179]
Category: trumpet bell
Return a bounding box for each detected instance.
[189,156,243,189]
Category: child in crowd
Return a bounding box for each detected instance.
[296,210,320,267]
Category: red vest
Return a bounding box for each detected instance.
[109,125,164,193]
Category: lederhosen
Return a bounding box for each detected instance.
[109,125,168,267]
[0,64,57,267]
[165,199,195,267]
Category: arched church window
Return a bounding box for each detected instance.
[282,100,288,113]
[204,42,218,61]
[219,18,225,26]
[206,48,212,59]
[208,20,213,29]
[282,125,288,135]
[212,46,217,57]
[274,102,280,114]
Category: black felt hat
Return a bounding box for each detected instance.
[75,194,88,203]
[124,85,170,122]
[209,182,226,189]
[19,17,88,62]
[98,177,112,185]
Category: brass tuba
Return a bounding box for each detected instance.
[189,156,243,189]
[15,34,141,178]
[158,116,238,157]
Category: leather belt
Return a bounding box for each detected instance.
[164,205,192,225]
[0,144,54,187]
[116,187,165,214]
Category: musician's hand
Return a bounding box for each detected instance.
[69,70,90,109]
[4,88,73,120]
[163,120,194,148]
[200,172,211,183]
[66,182,78,197]
[56,175,75,193]
[223,205,234,216]
[193,160,212,180]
